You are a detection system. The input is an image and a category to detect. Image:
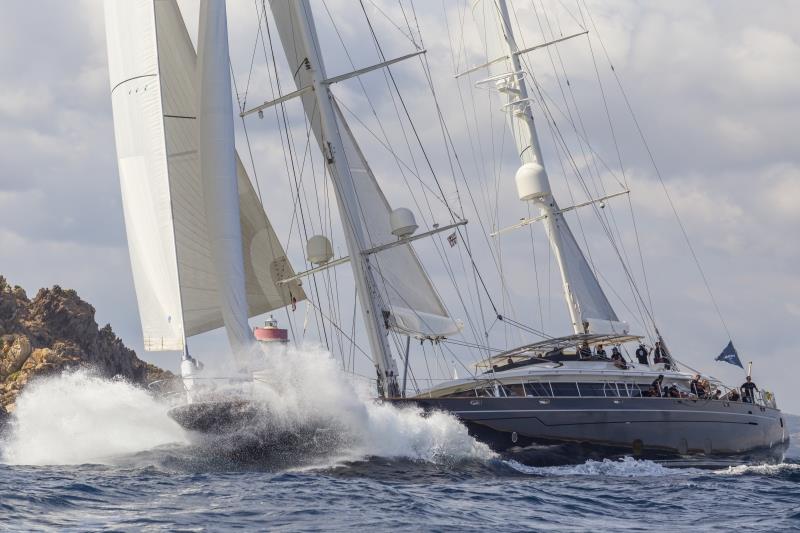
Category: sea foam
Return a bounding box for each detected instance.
[0,343,494,466]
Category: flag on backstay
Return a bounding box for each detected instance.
[715,340,743,368]
[447,232,457,247]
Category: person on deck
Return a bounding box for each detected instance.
[595,344,607,358]
[611,347,627,369]
[578,342,592,359]
[741,376,759,403]
[652,375,664,397]
[635,344,649,365]
[653,341,666,364]
[690,374,705,398]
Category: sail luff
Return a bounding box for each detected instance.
[104,0,186,351]
[196,0,255,357]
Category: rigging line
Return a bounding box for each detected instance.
[579,27,656,332]
[358,1,504,324]
[526,203,546,331]
[365,0,420,48]
[412,43,523,326]
[334,98,447,206]
[304,296,374,363]
[533,78,655,332]
[259,1,329,347]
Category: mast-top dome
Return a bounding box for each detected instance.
[515,162,551,201]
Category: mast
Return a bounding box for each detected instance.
[492,0,592,334]
[290,0,400,397]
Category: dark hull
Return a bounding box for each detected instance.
[393,396,789,459]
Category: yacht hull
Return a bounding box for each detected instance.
[395,396,789,458]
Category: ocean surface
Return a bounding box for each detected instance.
[1,367,798,532]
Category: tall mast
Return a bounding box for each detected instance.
[291,0,400,397]
[493,0,583,333]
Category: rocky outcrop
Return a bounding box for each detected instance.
[0,276,172,416]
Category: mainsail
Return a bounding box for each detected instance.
[104,0,304,352]
[268,0,460,339]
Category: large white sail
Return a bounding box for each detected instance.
[269,0,460,339]
[104,0,304,352]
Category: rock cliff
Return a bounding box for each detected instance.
[0,276,171,418]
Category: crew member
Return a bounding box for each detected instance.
[611,347,627,369]
[651,375,664,397]
[578,341,592,359]
[635,344,649,365]
[595,344,607,358]
[741,376,759,404]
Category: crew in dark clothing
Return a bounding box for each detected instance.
[690,374,706,398]
[578,342,592,359]
[713,390,722,400]
[595,344,607,358]
[635,344,649,365]
[653,341,665,364]
[727,389,741,402]
[741,376,759,403]
[610,347,627,369]
[651,375,664,397]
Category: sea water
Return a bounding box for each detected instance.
[1,346,798,531]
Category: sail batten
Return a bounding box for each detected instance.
[104,0,304,352]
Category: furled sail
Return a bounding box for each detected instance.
[268,0,460,339]
[104,0,304,352]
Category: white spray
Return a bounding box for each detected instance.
[0,370,188,465]
[0,343,494,466]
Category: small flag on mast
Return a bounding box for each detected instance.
[447,232,457,247]
[715,340,743,368]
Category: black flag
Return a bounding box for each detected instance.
[715,340,743,368]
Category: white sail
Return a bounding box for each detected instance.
[269,0,460,339]
[104,0,304,352]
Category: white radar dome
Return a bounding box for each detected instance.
[515,162,551,201]
[390,208,418,238]
[307,235,333,265]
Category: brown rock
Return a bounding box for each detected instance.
[0,277,173,411]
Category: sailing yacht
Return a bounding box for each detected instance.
[103,0,788,459]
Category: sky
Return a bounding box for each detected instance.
[0,1,798,412]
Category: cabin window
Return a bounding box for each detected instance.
[603,383,620,397]
[550,382,579,397]
[578,382,607,397]
[504,384,525,397]
[525,382,551,397]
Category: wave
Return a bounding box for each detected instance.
[714,462,800,477]
[0,343,495,467]
[0,369,189,465]
[504,456,683,477]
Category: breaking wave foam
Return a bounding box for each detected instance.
[0,343,494,466]
[0,370,188,465]
[505,456,678,477]
[228,342,494,464]
[714,463,800,477]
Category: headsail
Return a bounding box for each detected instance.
[104,0,304,352]
[268,0,460,339]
